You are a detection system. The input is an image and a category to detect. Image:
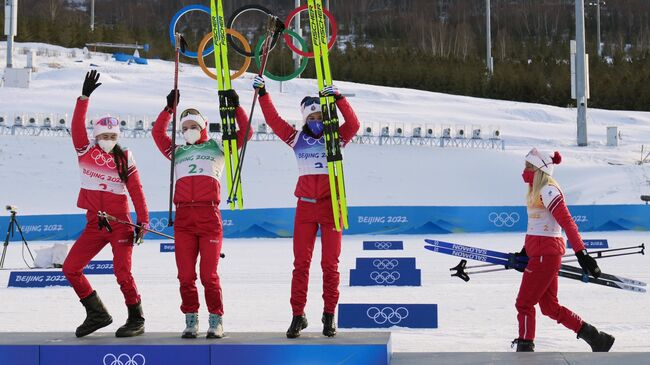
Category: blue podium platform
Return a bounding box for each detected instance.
[0,332,392,365]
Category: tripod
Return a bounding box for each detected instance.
[0,210,35,269]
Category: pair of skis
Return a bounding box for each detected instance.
[424,239,646,293]
[209,0,284,211]
[307,0,348,231]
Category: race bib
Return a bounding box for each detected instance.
[292,132,328,176]
[174,139,225,181]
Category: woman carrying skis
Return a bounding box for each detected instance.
[512,148,614,352]
[252,75,360,339]
[152,88,251,339]
[63,70,150,338]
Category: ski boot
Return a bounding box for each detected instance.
[512,338,535,352]
[75,290,113,338]
[577,322,615,352]
[182,313,199,339]
[115,301,145,337]
[286,315,308,339]
[206,313,224,339]
[322,313,336,337]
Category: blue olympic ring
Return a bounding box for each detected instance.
[169,5,214,58]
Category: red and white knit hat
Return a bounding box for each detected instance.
[525,148,562,176]
[93,116,120,137]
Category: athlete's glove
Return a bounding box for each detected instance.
[576,249,601,278]
[507,246,528,273]
[134,222,149,245]
[218,89,240,108]
[252,75,266,96]
[321,85,342,100]
[166,89,180,111]
[82,70,102,98]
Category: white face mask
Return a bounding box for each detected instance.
[97,139,117,153]
[183,129,201,144]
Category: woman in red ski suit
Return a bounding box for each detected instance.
[512,148,614,352]
[63,70,149,338]
[152,89,251,339]
[253,75,360,339]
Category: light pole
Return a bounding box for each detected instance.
[575,0,588,146]
[90,0,95,32]
[486,0,493,74]
[588,1,603,57]
[4,0,18,69]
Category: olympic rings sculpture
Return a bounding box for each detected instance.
[169,3,339,82]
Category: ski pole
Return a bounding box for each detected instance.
[461,244,645,270]
[227,16,285,206]
[98,212,226,258]
[168,34,187,226]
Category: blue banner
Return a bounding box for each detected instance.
[355,257,416,271]
[338,304,438,329]
[349,269,421,286]
[160,243,175,252]
[0,345,38,365]
[41,345,209,365]
[83,260,113,275]
[568,239,609,249]
[8,271,70,288]
[2,204,648,241]
[363,241,404,250]
[211,344,390,365]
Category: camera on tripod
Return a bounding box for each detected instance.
[6,205,17,213]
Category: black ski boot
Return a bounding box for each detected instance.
[322,313,336,337]
[75,290,113,338]
[115,301,145,337]
[512,338,535,352]
[577,322,615,352]
[286,315,308,339]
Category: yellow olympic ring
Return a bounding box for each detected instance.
[197,28,251,81]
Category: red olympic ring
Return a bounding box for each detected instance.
[284,4,337,58]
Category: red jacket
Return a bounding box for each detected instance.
[151,106,252,205]
[259,93,360,200]
[71,97,149,224]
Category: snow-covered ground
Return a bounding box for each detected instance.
[0,43,649,352]
[1,42,649,213]
[0,232,647,352]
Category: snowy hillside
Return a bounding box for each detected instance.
[1,42,650,214]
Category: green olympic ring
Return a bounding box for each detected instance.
[254,28,308,82]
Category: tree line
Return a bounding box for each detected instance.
[2,0,650,111]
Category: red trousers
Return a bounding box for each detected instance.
[63,212,140,305]
[291,198,342,316]
[515,254,583,340]
[174,205,224,315]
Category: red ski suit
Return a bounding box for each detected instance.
[152,105,251,315]
[63,97,149,306]
[259,93,360,315]
[516,184,587,340]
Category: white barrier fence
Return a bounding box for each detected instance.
[0,113,505,150]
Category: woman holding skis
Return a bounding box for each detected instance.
[252,75,360,339]
[512,148,614,352]
[152,88,251,339]
[63,70,150,338]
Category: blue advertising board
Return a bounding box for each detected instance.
[338,304,438,329]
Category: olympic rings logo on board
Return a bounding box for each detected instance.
[149,218,169,231]
[369,271,400,284]
[488,212,520,228]
[103,353,145,365]
[374,242,393,249]
[91,149,116,169]
[366,306,409,325]
[169,4,338,82]
[372,259,398,270]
